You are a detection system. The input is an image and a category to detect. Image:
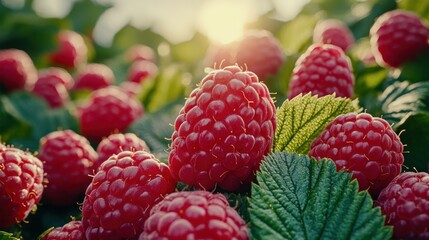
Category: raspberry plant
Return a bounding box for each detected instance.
[0,0,429,239]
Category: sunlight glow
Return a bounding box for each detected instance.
[197,0,254,44]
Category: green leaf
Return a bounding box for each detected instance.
[129,99,184,162]
[278,15,318,54]
[377,81,429,125]
[223,192,250,223]
[273,94,357,154]
[0,91,79,151]
[0,231,19,240]
[249,152,392,240]
[395,112,429,172]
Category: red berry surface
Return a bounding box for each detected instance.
[43,220,84,240]
[126,44,157,63]
[81,151,176,240]
[127,60,158,84]
[96,132,150,168]
[74,63,115,91]
[168,65,276,191]
[287,44,355,99]
[309,112,404,196]
[0,146,44,228]
[235,30,284,81]
[36,67,74,90]
[0,49,37,91]
[78,86,144,141]
[32,78,69,108]
[376,172,429,239]
[313,19,355,51]
[141,191,249,240]
[49,30,88,69]
[38,130,97,206]
[370,9,429,68]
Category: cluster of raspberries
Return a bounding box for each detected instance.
[1,8,428,240]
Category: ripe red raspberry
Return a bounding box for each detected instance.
[49,30,88,69]
[36,67,74,90]
[0,49,37,91]
[32,79,69,108]
[376,172,429,239]
[96,133,150,168]
[168,65,276,191]
[127,60,159,84]
[74,63,115,91]
[0,146,44,228]
[235,30,284,81]
[43,220,84,240]
[309,112,404,196]
[141,191,249,240]
[313,19,355,51]
[81,151,176,240]
[38,130,97,206]
[287,44,355,99]
[78,86,144,141]
[370,10,429,68]
[126,44,157,63]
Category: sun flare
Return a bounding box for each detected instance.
[197,0,252,44]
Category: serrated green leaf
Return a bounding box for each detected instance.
[129,99,184,162]
[249,152,392,240]
[0,231,19,240]
[377,81,429,125]
[395,112,429,172]
[273,94,357,154]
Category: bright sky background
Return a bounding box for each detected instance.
[3,0,310,46]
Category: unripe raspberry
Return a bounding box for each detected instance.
[32,80,69,108]
[74,63,115,91]
[0,49,37,91]
[82,151,177,240]
[38,130,97,206]
[0,146,44,228]
[376,172,429,239]
[49,30,88,69]
[78,86,144,141]
[288,44,355,99]
[141,191,249,240]
[309,112,404,196]
[96,133,150,168]
[37,67,74,90]
[313,19,355,51]
[169,65,276,191]
[43,220,84,240]
[370,9,429,68]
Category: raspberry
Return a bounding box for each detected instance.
[49,30,88,69]
[309,112,404,196]
[43,220,84,240]
[376,172,429,239]
[0,146,44,228]
[36,67,74,90]
[38,130,97,206]
[313,19,355,51]
[78,86,144,141]
[126,44,157,63]
[370,9,429,68]
[32,78,69,108]
[235,30,284,81]
[120,81,142,97]
[141,191,249,240]
[74,63,115,91]
[96,133,150,168]
[205,42,238,69]
[81,151,176,240]
[287,44,355,99]
[127,60,158,84]
[0,49,37,91]
[168,65,276,191]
